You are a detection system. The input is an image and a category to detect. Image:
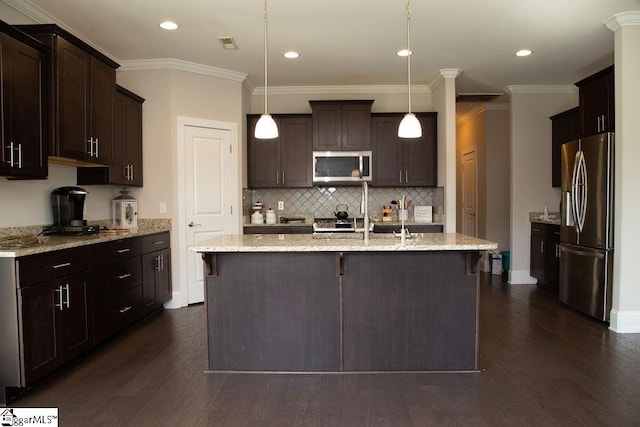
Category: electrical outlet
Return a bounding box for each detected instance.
[278,201,284,210]
[159,202,167,214]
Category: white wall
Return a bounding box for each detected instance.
[609,16,640,332]
[506,88,577,284]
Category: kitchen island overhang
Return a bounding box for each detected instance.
[191,233,497,373]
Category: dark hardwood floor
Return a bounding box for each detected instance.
[11,272,640,426]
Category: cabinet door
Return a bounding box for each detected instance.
[248,115,280,187]
[110,88,143,186]
[578,66,614,137]
[280,116,312,187]
[60,272,92,361]
[551,107,580,187]
[544,237,560,290]
[312,103,341,150]
[0,34,47,178]
[156,249,172,304]
[371,115,402,186]
[530,234,545,282]
[89,55,115,165]
[403,114,437,186]
[142,250,171,311]
[56,37,91,161]
[341,103,371,150]
[19,281,63,384]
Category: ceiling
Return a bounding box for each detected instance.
[5,0,640,95]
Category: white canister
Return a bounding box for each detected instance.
[266,209,277,224]
[251,211,264,224]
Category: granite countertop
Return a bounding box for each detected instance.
[0,226,171,258]
[529,211,561,225]
[190,233,497,253]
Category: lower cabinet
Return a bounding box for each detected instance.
[1,231,172,405]
[19,271,92,384]
[530,223,560,289]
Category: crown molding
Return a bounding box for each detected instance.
[428,68,462,91]
[251,84,430,96]
[504,85,577,95]
[118,59,248,82]
[605,11,640,31]
[457,103,510,126]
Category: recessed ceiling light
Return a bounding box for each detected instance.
[515,49,532,57]
[159,21,179,30]
[218,37,239,50]
[396,49,412,57]
[284,51,300,59]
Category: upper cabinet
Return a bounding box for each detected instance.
[372,113,437,187]
[0,21,49,179]
[550,107,580,188]
[576,65,614,137]
[78,86,145,186]
[248,114,313,188]
[16,24,119,166]
[310,100,373,151]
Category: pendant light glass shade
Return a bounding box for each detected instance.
[398,113,422,138]
[255,113,278,139]
[398,0,422,138]
[255,0,279,139]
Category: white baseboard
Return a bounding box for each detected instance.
[163,291,187,309]
[508,270,538,285]
[609,309,640,333]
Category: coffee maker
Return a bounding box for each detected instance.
[43,186,99,235]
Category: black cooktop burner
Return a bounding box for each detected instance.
[42,224,100,236]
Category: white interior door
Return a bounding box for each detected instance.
[182,121,238,304]
[462,149,478,237]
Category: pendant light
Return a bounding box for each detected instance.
[398,0,422,138]
[254,0,279,139]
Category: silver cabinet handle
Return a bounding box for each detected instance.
[17,143,22,169]
[130,165,134,181]
[8,141,14,167]
[55,286,64,310]
[116,273,132,280]
[87,138,93,156]
[152,240,164,245]
[399,170,403,183]
[276,171,279,184]
[95,137,99,157]
[116,248,131,254]
[282,171,285,185]
[188,222,202,227]
[540,240,545,254]
[119,306,132,314]
[405,170,408,183]
[52,262,71,269]
[64,283,70,308]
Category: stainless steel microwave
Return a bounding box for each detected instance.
[312,151,372,183]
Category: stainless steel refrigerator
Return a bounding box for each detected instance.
[560,132,614,321]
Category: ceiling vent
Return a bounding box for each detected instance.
[218,37,238,50]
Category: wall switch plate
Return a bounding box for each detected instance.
[159,202,167,214]
[278,201,284,210]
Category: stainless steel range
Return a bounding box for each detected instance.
[313,218,359,233]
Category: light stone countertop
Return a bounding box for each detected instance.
[0,226,171,258]
[190,233,497,253]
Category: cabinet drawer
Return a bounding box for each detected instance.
[17,247,90,288]
[92,256,142,303]
[91,237,141,265]
[141,232,170,253]
[93,285,142,343]
[531,223,560,238]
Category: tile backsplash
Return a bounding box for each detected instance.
[244,186,444,222]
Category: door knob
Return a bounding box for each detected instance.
[188,221,202,227]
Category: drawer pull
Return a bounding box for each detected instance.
[153,240,164,245]
[52,262,71,269]
[116,273,132,280]
[119,306,132,314]
[116,248,131,254]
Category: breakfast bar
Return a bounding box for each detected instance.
[192,233,497,373]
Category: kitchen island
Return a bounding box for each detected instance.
[191,233,497,373]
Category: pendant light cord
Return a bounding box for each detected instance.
[263,0,269,115]
[406,0,412,114]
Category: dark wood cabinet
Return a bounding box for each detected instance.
[310,100,373,151]
[77,85,144,186]
[17,24,118,165]
[550,107,580,188]
[16,248,92,385]
[0,22,48,179]
[372,113,437,186]
[141,232,172,314]
[530,222,560,290]
[248,114,312,188]
[576,65,614,138]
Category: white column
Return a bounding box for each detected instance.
[430,68,461,232]
[605,12,640,333]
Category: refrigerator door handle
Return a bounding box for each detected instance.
[576,151,588,232]
[571,151,581,233]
